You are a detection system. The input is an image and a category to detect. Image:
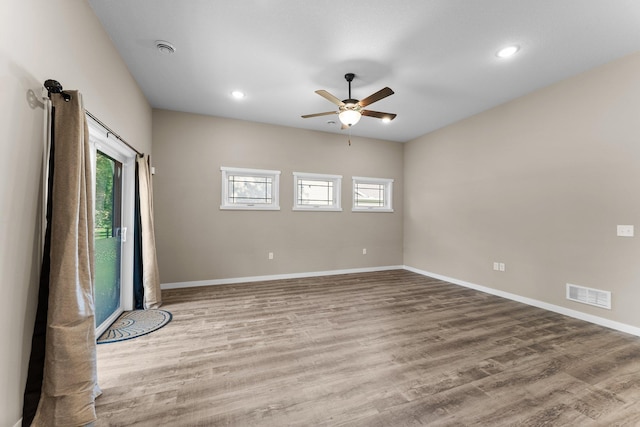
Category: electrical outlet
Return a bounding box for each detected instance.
[493,262,499,271]
[363,248,367,255]
[499,263,505,272]
[617,225,634,237]
[268,252,274,260]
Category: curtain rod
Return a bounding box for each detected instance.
[43,79,143,156]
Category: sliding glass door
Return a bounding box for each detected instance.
[88,116,136,336]
[94,151,123,328]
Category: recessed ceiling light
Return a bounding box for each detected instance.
[381,117,392,124]
[496,45,519,58]
[231,90,246,99]
[155,40,176,55]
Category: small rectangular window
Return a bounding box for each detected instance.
[352,176,393,212]
[221,167,280,210]
[293,172,342,211]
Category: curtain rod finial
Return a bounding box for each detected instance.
[44,79,71,101]
[44,79,63,93]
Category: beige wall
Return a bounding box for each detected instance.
[0,0,151,424]
[152,110,404,283]
[404,52,640,328]
[2,1,638,423]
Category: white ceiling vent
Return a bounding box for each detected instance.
[155,40,176,55]
[566,283,611,310]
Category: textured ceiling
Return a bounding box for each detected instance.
[89,0,640,142]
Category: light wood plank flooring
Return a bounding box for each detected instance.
[95,270,640,426]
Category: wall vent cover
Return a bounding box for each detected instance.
[566,283,611,310]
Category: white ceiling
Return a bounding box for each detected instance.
[88,0,640,143]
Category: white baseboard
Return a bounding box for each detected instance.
[404,265,640,338]
[161,265,404,290]
[14,419,22,427]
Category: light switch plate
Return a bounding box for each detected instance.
[617,225,634,237]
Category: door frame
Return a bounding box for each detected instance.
[88,115,136,336]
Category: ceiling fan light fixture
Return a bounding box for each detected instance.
[339,109,361,126]
[231,90,246,99]
[381,117,392,124]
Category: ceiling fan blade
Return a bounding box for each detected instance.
[361,110,397,120]
[316,90,345,106]
[301,111,338,118]
[358,87,394,107]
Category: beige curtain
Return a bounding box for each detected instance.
[31,91,101,426]
[137,154,162,309]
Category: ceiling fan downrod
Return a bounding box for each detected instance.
[344,73,355,101]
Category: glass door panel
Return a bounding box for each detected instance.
[95,151,123,328]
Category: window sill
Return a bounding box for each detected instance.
[220,205,281,211]
[293,207,343,212]
[352,207,394,213]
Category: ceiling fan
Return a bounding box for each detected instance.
[302,73,396,128]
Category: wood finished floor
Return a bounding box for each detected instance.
[95,270,640,426]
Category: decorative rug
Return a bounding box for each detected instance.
[97,309,172,344]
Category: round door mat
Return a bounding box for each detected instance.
[97,309,172,344]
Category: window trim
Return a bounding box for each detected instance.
[352,176,394,212]
[220,166,281,210]
[293,172,342,212]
